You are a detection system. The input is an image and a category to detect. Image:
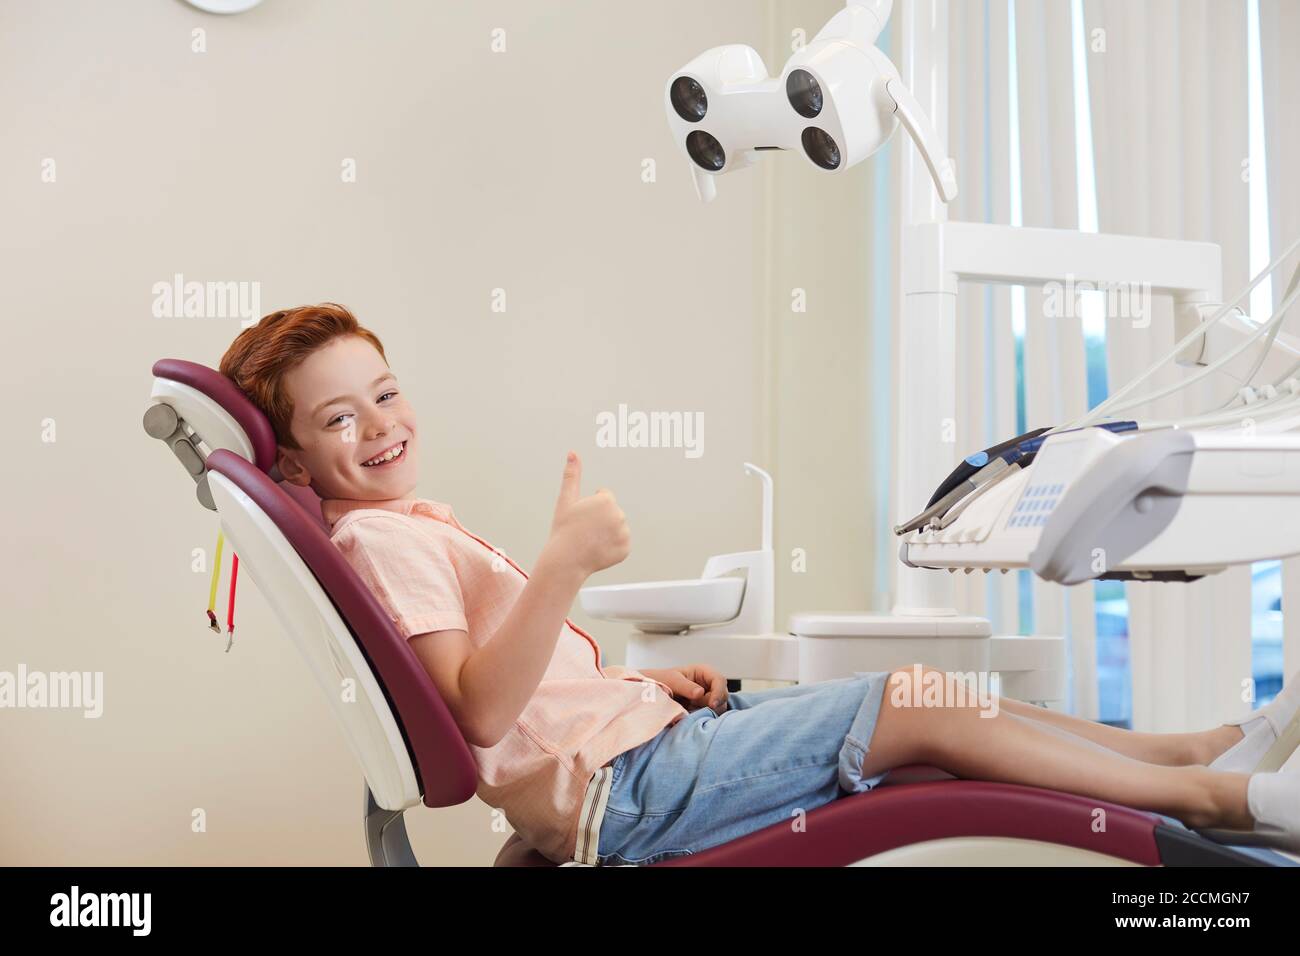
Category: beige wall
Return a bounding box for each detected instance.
[0,0,880,865]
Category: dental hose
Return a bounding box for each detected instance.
[1053,234,1300,436]
[1231,260,1300,403]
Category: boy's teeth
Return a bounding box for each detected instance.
[363,443,404,466]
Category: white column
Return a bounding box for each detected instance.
[892,0,960,617]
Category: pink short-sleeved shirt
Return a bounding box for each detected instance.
[322,496,687,864]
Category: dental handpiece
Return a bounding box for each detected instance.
[894,421,1139,537]
[893,455,1015,536]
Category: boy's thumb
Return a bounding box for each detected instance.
[555,451,581,511]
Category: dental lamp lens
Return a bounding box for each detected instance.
[786,70,823,118]
[686,130,725,171]
[802,127,840,170]
[670,76,708,122]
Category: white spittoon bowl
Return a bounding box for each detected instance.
[579,577,745,633]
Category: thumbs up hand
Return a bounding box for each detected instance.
[545,451,631,579]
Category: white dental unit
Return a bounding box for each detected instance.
[903,427,1300,584]
[581,0,1300,713]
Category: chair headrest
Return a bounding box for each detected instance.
[147,358,328,533]
[151,358,278,472]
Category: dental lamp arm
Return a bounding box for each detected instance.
[884,77,958,203]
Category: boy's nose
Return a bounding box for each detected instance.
[365,418,399,438]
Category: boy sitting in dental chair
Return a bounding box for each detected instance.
[219,304,1300,864]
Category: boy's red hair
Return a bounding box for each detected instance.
[219,303,387,450]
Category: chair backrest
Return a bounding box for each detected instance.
[145,359,477,811]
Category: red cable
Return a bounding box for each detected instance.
[227,552,239,635]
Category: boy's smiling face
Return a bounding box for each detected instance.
[275,334,418,501]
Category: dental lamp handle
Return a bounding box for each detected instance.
[692,165,718,203]
[884,77,958,203]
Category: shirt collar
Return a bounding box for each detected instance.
[319,496,458,531]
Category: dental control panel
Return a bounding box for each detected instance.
[1004,429,1116,538]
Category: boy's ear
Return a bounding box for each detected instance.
[276,447,311,486]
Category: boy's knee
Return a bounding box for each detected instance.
[884,662,976,713]
[882,663,939,714]
[885,663,942,691]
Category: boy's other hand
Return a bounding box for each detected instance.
[544,451,631,578]
[644,664,730,713]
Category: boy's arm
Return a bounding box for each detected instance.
[411,452,629,748]
[410,554,586,748]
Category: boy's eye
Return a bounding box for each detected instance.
[326,391,396,427]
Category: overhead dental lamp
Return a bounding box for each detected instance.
[664,0,957,204]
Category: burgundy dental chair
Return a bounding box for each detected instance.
[143,358,1295,867]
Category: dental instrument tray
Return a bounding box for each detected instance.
[900,426,1300,585]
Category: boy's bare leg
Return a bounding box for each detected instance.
[993,694,1244,767]
[858,666,1252,829]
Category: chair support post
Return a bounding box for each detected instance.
[364,782,419,867]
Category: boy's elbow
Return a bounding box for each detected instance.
[456,699,507,748]
[463,718,507,749]
[444,653,512,749]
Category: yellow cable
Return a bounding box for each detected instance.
[208,531,225,617]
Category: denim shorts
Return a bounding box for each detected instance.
[595,671,891,866]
